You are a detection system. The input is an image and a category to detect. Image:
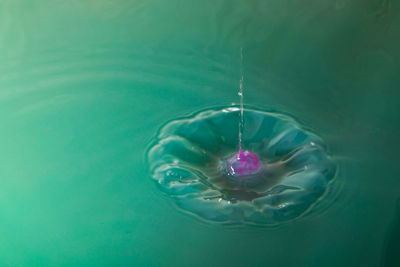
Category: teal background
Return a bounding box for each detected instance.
[0,0,399,266]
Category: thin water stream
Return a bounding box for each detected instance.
[238,47,244,152]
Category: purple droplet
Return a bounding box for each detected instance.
[226,150,261,176]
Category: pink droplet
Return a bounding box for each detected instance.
[226,150,261,176]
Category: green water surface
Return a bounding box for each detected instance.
[0,0,399,266]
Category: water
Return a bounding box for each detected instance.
[148,107,336,225]
[0,0,399,266]
[227,47,264,179]
[228,48,261,180]
[238,47,244,152]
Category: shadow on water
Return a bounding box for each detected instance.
[383,197,400,267]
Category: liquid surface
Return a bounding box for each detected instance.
[148,107,336,225]
[0,0,399,266]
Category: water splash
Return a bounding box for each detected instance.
[228,48,262,180]
[147,49,337,225]
[147,107,337,225]
[238,47,244,152]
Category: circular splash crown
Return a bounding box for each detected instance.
[147,107,337,225]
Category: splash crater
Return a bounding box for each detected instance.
[147,107,336,225]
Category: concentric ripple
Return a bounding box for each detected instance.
[147,107,336,225]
